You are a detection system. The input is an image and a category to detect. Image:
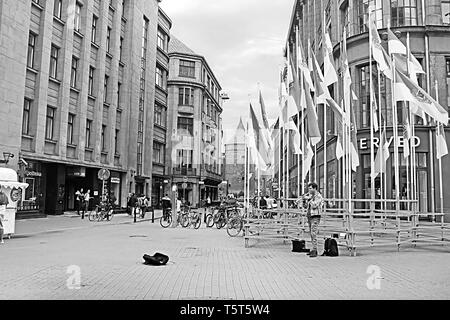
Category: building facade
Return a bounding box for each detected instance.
[224,118,246,197]
[0,0,171,217]
[282,0,450,213]
[167,36,224,207]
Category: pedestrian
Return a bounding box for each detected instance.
[161,194,171,220]
[299,182,324,258]
[259,195,267,209]
[266,195,274,209]
[75,188,84,215]
[82,190,91,220]
[129,193,138,218]
[0,212,4,244]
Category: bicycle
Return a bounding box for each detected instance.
[226,208,244,237]
[89,203,114,222]
[187,210,202,229]
[159,208,190,228]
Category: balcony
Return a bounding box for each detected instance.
[200,164,222,181]
[172,167,197,176]
[179,105,194,115]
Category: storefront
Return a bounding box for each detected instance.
[17,160,44,217]
[152,176,166,208]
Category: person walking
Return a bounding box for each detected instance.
[0,212,5,244]
[299,182,324,258]
[82,190,91,220]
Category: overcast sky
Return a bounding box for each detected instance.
[160,0,293,144]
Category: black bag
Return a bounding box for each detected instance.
[292,240,310,253]
[143,252,169,266]
[322,238,339,257]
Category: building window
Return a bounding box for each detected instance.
[45,107,55,140]
[443,1,450,24]
[67,113,74,145]
[153,142,164,164]
[391,0,417,27]
[114,129,120,155]
[49,45,59,79]
[74,2,82,32]
[119,37,124,61]
[117,82,121,107]
[27,32,36,69]
[178,87,194,106]
[104,75,109,103]
[154,104,166,127]
[101,125,107,151]
[85,119,92,148]
[88,66,95,96]
[179,60,195,78]
[53,0,62,19]
[176,150,193,169]
[91,15,98,43]
[71,56,78,88]
[157,29,166,51]
[156,66,164,88]
[106,27,112,53]
[358,0,383,33]
[177,117,194,136]
[22,99,31,135]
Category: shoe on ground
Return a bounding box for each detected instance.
[309,250,318,258]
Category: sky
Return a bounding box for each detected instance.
[160,0,294,144]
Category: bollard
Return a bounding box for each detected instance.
[151,207,155,223]
[134,207,137,223]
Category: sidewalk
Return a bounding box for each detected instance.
[12,210,163,237]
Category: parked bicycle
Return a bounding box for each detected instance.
[186,210,202,229]
[159,207,189,228]
[89,203,114,222]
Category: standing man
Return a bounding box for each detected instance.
[75,188,84,215]
[82,190,91,220]
[299,182,324,258]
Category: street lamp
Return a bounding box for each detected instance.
[0,152,14,164]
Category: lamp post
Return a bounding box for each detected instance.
[0,152,14,165]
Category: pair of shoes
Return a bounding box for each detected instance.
[309,250,318,258]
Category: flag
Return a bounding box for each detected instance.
[350,104,360,171]
[402,103,411,158]
[371,82,379,132]
[336,134,344,160]
[297,39,315,92]
[302,76,322,146]
[289,53,304,111]
[437,124,448,159]
[342,28,352,113]
[286,119,302,155]
[394,69,449,125]
[246,117,268,170]
[367,5,392,79]
[250,104,271,167]
[303,137,314,178]
[371,129,391,179]
[311,47,331,104]
[335,99,345,160]
[323,32,338,86]
[387,28,424,77]
[259,90,274,154]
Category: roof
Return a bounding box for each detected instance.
[169,36,196,55]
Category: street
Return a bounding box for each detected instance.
[1,214,449,300]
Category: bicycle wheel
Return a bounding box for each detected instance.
[193,215,201,229]
[88,209,97,222]
[226,217,243,237]
[181,214,190,228]
[160,213,172,228]
[216,217,226,229]
[206,214,214,228]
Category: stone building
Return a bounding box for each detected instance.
[167,36,225,207]
[281,0,450,213]
[0,0,171,216]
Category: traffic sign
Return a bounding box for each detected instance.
[98,168,111,181]
[182,182,188,189]
[198,181,205,185]
[183,176,188,182]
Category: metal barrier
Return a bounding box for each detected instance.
[242,198,449,256]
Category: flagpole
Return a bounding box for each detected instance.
[435,80,444,216]
[296,25,301,198]
[406,32,414,214]
[369,7,376,217]
[392,59,401,218]
[377,68,384,215]
[244,120,248,215]
[322,9,328,199]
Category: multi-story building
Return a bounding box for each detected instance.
[151,7,171,208]
[281,0,450,213]
[167,36,224,206]
[0,0,170,217]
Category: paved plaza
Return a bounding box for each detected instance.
[0,213,449,300]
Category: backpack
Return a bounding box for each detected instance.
[323,238,339,257]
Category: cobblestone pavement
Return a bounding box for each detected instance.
[0,214,449,300]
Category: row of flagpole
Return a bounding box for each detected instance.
[242,4,448,218]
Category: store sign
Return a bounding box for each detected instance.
[359,136,420,150]
[111,177,120,184]
[25,171,42,177]
[67,167,86,177]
